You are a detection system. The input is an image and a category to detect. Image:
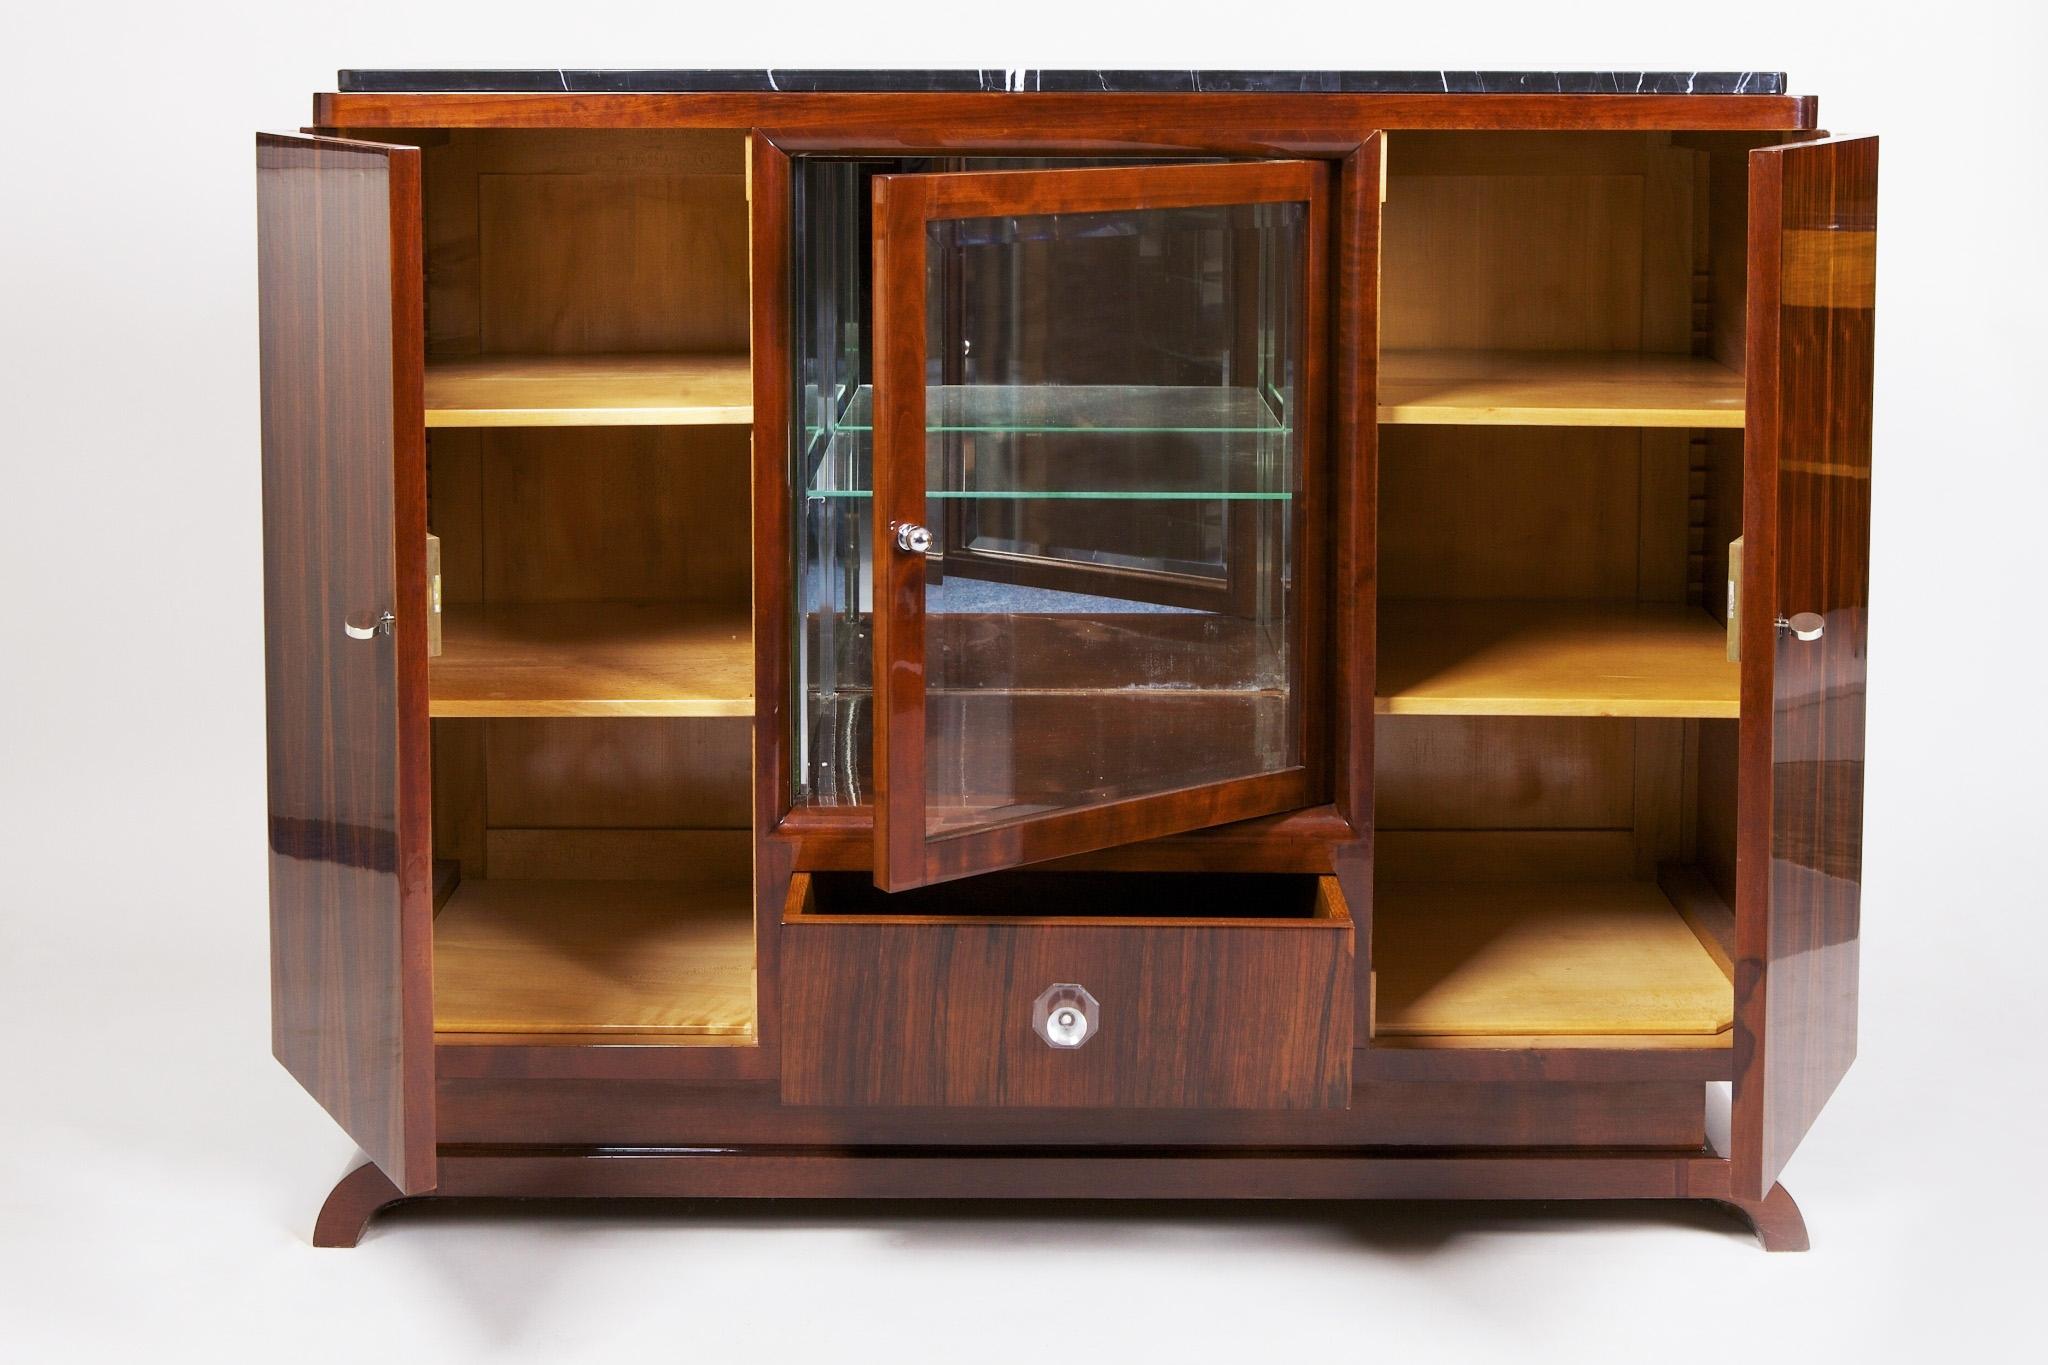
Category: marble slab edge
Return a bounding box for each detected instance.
[335,69,1788,96]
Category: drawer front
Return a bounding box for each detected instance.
[780,874,1353,1109]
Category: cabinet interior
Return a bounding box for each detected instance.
[366,126,1774,1054]
[1371,131,1767,1050]
[403,129,760,1045]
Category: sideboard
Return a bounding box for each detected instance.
[256,70,1876,1250]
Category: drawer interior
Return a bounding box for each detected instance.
[796,869,1340,921]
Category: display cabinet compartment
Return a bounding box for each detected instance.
[781,870,1353,1109]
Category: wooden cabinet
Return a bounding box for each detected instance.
[259,71,1875,1251]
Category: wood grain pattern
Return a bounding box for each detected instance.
[425,353,752,426]
[781,872,1352,1108]
[1734,134,1877,1200]
[325,1146,1811,1249]
[1381,132,1696,356]
[433,880,754,1035]
[342,1146,1805,1246]
[1375,600,1739,717]
[1377,348,1743,427]
[257,132,435,1195]
[429,601,751,716]
[482,828,750,884]
[429,718,488,877]
[438,1074,1705,1146]
[1374,881,1733,1036]
[482,717,751,829]
[313,1163,412,1248]
[1375,716,1636,830]
[477,171,748,353]
[1378,426,1651,601]
[1373,830,1638,884]
[1660,862,1736,975]
[470,425,751,605]
[418,128,748,361]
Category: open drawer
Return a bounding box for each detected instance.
[780,871,1353,1109]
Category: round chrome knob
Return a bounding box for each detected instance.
[344,610,395,641]
[1033,983,1098,1050]
[1778,611,1825,642]
[893,521,933,555]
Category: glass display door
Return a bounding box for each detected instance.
[863,160,1328,889]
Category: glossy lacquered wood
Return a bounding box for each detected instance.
[315,1149,1806,1251]
[257,133,435,1196]
[259,89,1868,1253]
[747,133,795,1073]
[317,90,1817,138]
[1734,134,1877,1201]
[869,158,1330,890]
[438,1075,1703,1146]
[780,873,1353,1108]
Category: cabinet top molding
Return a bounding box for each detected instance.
[336,69,1789,96]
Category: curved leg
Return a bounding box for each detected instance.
[1714,1182,1809,1252]
[314,1163,414,1248]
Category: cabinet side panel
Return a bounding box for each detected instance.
[258,133,435,1194]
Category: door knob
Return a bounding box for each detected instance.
[892,521,933,555]
[345,610,395,641]
[1776,612,1825,642]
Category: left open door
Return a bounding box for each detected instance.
[257,132,434,1194]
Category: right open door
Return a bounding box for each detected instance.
[1734,134,1878,1200]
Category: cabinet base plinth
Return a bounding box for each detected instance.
[314,1147,1808,1251]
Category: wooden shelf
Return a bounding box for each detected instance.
[1374,880,1733,1039]
[1377,349,1745,428]
[430,602,751,718]
[434,879,754,1037]
[1376,600,1738,718]
[425,353,752,427]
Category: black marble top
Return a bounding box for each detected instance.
[336,69,1787,96]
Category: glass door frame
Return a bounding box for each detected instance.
[869,159,1332,890]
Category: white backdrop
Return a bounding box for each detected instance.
[3,2,2043,1359]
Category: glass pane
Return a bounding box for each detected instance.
[917,198,1306,842]
[792,160,874,805]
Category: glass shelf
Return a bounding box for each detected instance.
[804,384,1296,503]
[815,383,1290,438]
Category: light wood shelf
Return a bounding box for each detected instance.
[434,879,755,1037]
[1376,600,1739,718]
[424,353,752,427]
[430,602,751,718]
[1373,880,1734,1040]
[1377,349,1745,428]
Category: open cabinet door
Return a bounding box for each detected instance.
[257,133,435,1193]
[1734,135,1878,1200]
[869,160,1331,890]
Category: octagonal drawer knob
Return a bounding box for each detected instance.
[1033,983,1099,1050]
